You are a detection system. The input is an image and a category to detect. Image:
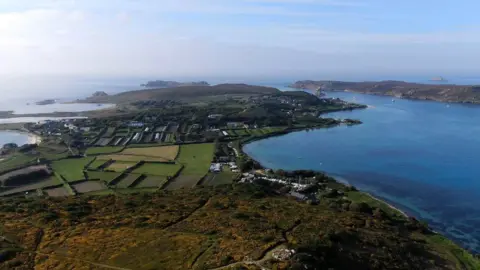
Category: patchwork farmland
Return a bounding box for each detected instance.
[0,143,220,198]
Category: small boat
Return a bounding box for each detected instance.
[392,99,396,103]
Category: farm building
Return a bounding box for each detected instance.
[210,163,222,173]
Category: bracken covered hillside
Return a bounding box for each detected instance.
[80,84,280,104]
[0,183,478,270]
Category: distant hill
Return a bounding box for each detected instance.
[141,80,210,88]
[291,80,480,103]
[91,91,108,97]
[80,84,280,104]
[35,99,56,105]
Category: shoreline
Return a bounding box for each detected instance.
[0,129,42,145]
[364,192,409,218]
[240,130,409,219]
[323,89,480,105]
[329,174,408,218]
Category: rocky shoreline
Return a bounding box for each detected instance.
[291,80,480,104]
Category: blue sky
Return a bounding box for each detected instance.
[0,0,479,79]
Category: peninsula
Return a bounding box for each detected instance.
[0,84,478,269]
[291,80,480,104]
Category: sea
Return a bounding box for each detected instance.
[0,76,139,147]
[244,90,480,253]
[1,76,480,253]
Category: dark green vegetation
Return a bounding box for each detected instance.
[292,80,480,104]
[0,182,478,269]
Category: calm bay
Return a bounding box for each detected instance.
[244,91,480,253]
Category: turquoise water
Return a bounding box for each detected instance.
[0,131,30,148]
[244,91,480,253]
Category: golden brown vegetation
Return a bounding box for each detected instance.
[0,184,478,270]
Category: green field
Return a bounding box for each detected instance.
[87,171,122,183]
[131,163,182,176]
[261,127,285,134]
[51,157,94,182]
[105,161,138,172]
[232,129,249,136]
[0,176,61,196]
[0,154,36,173]
[134,175,168,188]
[202,172,236,186]
[114,174,142,188]
[86,146,124,155]
[37,145,70,160]
[88,159,108,170]
[177,143,215,175]
[248,129,264,136]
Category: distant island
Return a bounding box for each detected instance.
[291,80,480,104]
[430,76,448,82]
[141,80,210,88]
[79,84,279,104]
[35,99,56,105]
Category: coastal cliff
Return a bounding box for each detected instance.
[291,80,480,104]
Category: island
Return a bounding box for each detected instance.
[35,99,56,105]
[430,76,448,82]
[141,80,210,88]
[0,84,478,269]
[291,80,480,104]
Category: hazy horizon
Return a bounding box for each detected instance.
[1,0,479,80]
[3,74,480,101]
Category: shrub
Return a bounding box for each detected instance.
[262,235,275,243]
[221,255,234,265]
[349,202,371,214]
[232,212,249,220]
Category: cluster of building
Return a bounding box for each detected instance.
[209,162,239,173]
[239,173,309,190]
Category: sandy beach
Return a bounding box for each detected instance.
[365,193,409,218]
[329,174,408,218]
[28,133,42,144]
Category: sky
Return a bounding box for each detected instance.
[1,0,480,80]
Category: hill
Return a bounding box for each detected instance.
[80,84,280,104]
[291,80,480,103]
[141,80,210,88]
[0,183,478,269]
